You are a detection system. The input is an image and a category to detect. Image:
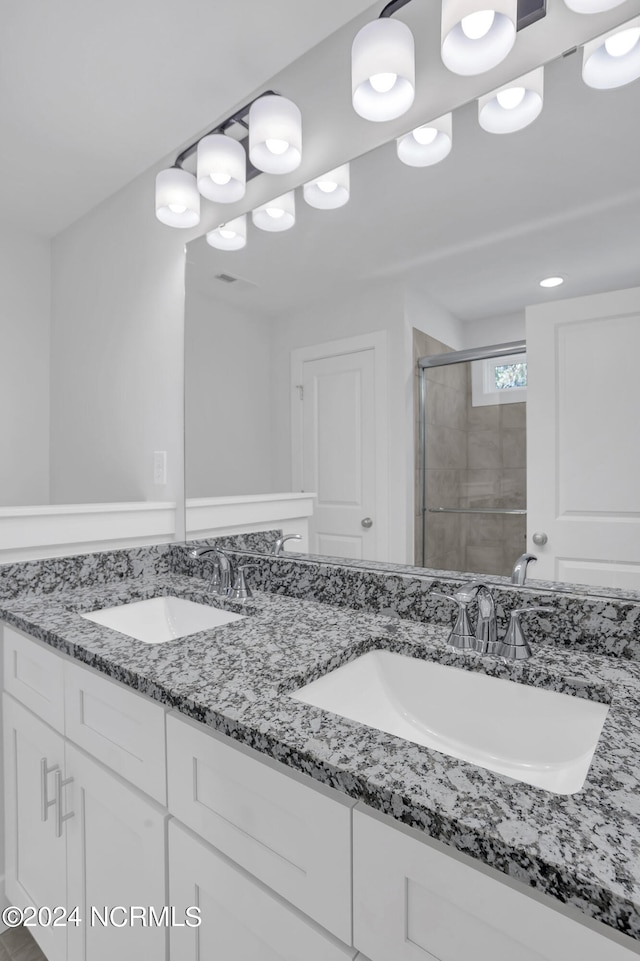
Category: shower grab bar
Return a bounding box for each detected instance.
[427,507,526,515]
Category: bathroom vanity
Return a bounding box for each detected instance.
[2,544,640,960]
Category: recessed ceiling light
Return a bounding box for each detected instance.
[539,276,564,288]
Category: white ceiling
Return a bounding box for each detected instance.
[186,1,640,323]
[0,0,377,236]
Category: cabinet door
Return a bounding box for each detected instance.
[169,821,356,961]
[3,694,67,961]
[167,713,353,943]
[65,743,169,961]
[353,808,639,961]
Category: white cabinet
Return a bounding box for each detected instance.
[353,807,640,961]
[65,744,168,961]
[3,695,67,961]
[169,820,356,961]
[167,712,354,943]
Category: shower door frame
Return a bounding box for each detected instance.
[417,340,526,568]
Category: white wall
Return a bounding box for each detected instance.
[461,311,526,348]
[50,164,189,515]
[184,286,274,497]
[0,227,51,506]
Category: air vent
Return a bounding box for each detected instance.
[215,273,239,284]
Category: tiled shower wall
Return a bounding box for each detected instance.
[413,329,527,576]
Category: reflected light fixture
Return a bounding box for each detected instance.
[303,164,350,209]
[197,134,246,203]
[252,191,296,232]
[564,0,626,13]
[206,215,247,251]
[155,168,200,228]
[441,0,517,75]
[249,95,302,174]
[478,67,544,133]
[397,112,453,166]
[539,276,564,288]
[352,10,415,122]
[582,18,640,89]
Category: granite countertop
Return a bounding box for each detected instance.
[2,572,640,943]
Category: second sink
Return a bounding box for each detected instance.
[291,650,609,795]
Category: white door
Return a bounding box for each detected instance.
[3,695,68,961]
[65,743,168,961]
[291,333,388,561]
[526,286,640,588]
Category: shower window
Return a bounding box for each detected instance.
[472,352,527,407]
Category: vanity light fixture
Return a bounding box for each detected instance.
[249,95,302,174]
[478,66,544,133]
[155,167,200,228]
[397,112,453,166]
[155,89,293,229]
[252,191,296,232]
[582,18,640,89]
[206,215,247,251]
[196,134,246,203]
[351,0,415,122]
[441,0,517,75]
[303,164,351,209]
[539,276,564,288]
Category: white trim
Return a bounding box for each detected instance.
[0,502,176,562]
[290,331,389,561]
[186,493,315,549]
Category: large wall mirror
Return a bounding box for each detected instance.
[184,16,640,595]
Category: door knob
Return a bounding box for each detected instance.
[532,532,548,546]
[361,517,373,529]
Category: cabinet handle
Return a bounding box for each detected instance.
[55,770,75,838]
[40,758,59,823]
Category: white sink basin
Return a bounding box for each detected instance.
[81,596,244,643]
[291,650,609,794]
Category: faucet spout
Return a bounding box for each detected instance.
[511,553,537,585]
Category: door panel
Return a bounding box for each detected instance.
[291,334,388,561]
[526,287,640,587]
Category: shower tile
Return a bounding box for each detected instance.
[500,402,526,429]
[500,469,527,508]
[466,403,499,430]
[467,430,501,469]
[425,469,461,508]
[466,545,510,577]
[426,425,467,471]
[501,429,527,469]
[425,381,467,430]
[465,513,505,547]
[463,469,501,507]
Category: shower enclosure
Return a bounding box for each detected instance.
[416,334,527,577]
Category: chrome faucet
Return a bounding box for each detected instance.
[434,581,553,660]
[511,553,537,585]
[273,533,302,556]
[189,546,236,596]
[433,581,497,654]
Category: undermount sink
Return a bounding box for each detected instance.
[81,596,244,643]
[291,650,609,795]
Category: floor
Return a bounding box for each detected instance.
[0,927,46,961]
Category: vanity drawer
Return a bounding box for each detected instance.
[353,807,639,961]
[169,820,356,961]
[167,712,354,945]
[64,660,167,804]
[3,627,65,732]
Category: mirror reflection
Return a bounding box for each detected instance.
[184,47,640,591]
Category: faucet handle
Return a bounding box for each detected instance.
[431,592,476,651]
[229,564,257,601]
[497,606,555,660]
